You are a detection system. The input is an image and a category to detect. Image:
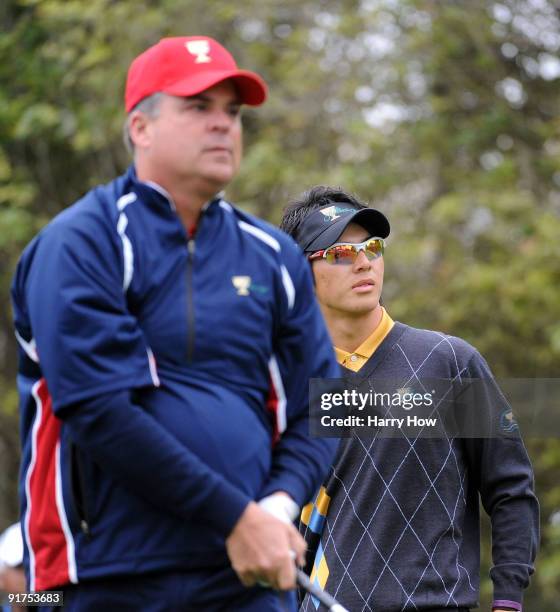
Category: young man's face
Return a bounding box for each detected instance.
[134,80,243,195]
[311,222,384,317]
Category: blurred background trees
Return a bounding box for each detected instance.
[1,0,559,607]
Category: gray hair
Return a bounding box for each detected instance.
[122,92,163,154]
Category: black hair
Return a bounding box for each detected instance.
[279,185,368,239]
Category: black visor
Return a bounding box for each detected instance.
[294,204,390,252]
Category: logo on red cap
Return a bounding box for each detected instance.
[185,40,212,64]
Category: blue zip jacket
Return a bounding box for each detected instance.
[11,166,339,591]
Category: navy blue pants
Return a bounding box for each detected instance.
[36,567,297,611]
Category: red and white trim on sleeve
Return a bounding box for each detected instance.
[24,379,77,591]
[266,356,287,445]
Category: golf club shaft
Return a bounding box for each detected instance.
[296,568,350,612]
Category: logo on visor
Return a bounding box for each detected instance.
[320,205,354,223]
[185,40,212,64]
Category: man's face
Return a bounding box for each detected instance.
[137,80,243,194]
[311,222,384,317]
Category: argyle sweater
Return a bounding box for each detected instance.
[300,322,538,612]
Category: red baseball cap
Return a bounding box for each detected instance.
[125,36,268,112]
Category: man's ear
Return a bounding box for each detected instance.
[128,111,153,150]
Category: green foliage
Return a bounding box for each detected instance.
[1,0,559,606]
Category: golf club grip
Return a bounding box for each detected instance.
[296,568,350,612]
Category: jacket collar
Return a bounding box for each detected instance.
[125,165,223,214]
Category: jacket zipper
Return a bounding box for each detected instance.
[186,238,195,362]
